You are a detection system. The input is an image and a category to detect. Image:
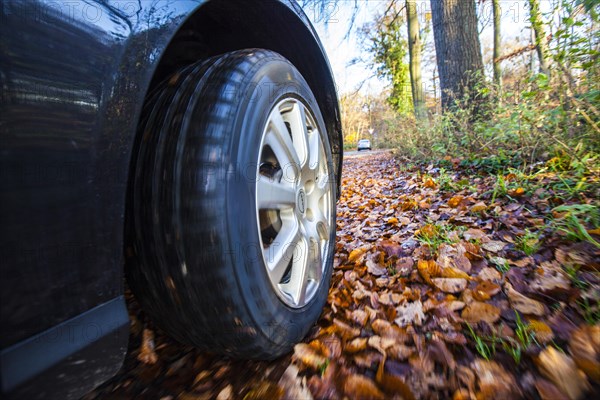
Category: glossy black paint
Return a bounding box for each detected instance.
[0,0,341,397]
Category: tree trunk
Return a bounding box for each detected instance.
[430,0,485,113]
[492,0,502,89]
[528,0,550,75]
[406,0,426,120]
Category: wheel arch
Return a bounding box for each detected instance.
[139,0,343,185]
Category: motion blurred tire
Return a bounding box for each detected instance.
[126,49,336,358]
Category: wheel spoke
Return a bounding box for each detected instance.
[257,178,295,210]
[286,102,309,167]
[280,233,310,306]
[307,128,321,172]
[309,237,323,284]
[264,222,299,286]
[265,111,301,179]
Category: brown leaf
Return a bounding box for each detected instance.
[348,309,369,326]
[463,228,487,242]
[427,339,456,370]
[505,282,545,316]
[277,365,314,400]
[448,195,464,208]
[478,267,502,283]
[388,344,415,360]
[569,325,600,382]
[536,346,590,400]
[442,266,472,280]
[461,301,501,324]
[348,247,367,263]
[243,381,284,400]
[293,343,327,370]
[471,201,487,213]
[138,329,158,365]
[376,359,416,400]
[395,257,415,276]
[417,259,438,285]
[535,378,570,400]
[343,374,385,400]
[332,318,361,339]
[528,320,554,344]
[395,300,425,327]
[472,359,519,399]
[472,281,501,301]
[432,278,468,293]
[366,259,387,276]
[481,240,506,253]
[345,337,368,353]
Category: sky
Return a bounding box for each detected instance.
[303,0,548,96]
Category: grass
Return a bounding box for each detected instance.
[577,298,600,325]
[515,230,542,256]
[552,204,600,249]
[489,256,511,273]
[466,323,494,361]
[415,223,463,254]
[464,312,539,365]
[564,264,589,290]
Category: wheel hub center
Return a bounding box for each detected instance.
[297,189,306,214]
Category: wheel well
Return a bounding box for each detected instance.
[147,0,342,165]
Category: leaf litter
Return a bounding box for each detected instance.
[85,152,599,399]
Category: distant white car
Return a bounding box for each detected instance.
[357,139,371,151]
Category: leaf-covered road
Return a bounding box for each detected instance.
[87,151,599,400]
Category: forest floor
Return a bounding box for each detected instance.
[86,151,599,400]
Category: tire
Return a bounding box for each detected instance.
[126,49,337,359]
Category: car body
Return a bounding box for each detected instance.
[0,1,342,398]
[357,139,372,151]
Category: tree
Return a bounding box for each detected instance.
[364,12,413,115]
[528,0,550,75]
[430,0,485,113]
[492,0,502,88]
[406,0,426,120]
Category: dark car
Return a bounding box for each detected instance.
[0,1,342,398]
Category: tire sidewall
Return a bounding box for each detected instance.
[224,57,335,345]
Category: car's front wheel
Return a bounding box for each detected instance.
[126,49,336,359]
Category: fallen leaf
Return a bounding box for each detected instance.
[461,301,501,324]
[277,365,314,400]
[472,359,519,399]
[481,241,506,253]
[243,381,284,400]
[472,281,501,301]
[478,267,502,283]
[293,343,327,370]
[448,195,464,208]
[432,278,468,293]
[345,337,368,353]
[463,228,487,242]
[569,325,600,382]
[529,320,554,344]
[395,300,425,327]
[442,266,472,280]
[471,202,487,213]
[366,259,387,276]
[216,385,233,400]
[535,378,570,400]
[138,329,158,365]
[505,283,546,316]
[332,318,361,339]
[536,346,590,400]
[343,374,385,400]
[348,248,367,263]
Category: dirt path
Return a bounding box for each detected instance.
[86,152,599,400]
